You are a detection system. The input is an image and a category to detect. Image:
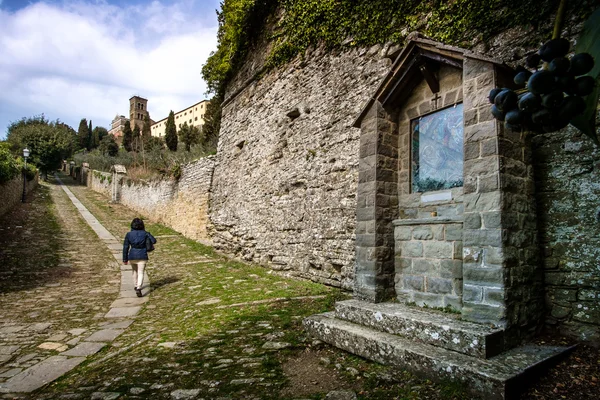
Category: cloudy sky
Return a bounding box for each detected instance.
[0,0,220,138]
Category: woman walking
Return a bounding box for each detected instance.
[123,218,157,297]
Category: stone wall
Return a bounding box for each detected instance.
[214,21,599,340]
[211,45,393,289]
[0,174,38,217]
[89,157,215,244]
[533,128,600,342]
[89,171,112,198]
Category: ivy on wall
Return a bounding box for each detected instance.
[202,0,592,98]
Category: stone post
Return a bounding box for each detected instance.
[110,165,127,203]
[354,101,399,302]
[461,59,542,341]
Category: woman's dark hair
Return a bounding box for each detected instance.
[131,218,145,230]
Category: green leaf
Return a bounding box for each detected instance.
[570,7,600,146]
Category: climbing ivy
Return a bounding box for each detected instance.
[202,0,592,97]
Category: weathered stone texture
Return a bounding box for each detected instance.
[89,171,111,198]
[211,45,392,289]
[89,157,215,244]
[0,174,38,218]
[533,128,600,341]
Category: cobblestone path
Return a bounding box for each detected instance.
[0,174,475,400]
[0,176,123,394]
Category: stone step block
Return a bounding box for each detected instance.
[335,299,504,358]
[304,312,573,400]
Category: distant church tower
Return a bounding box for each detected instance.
[129,96,149,130]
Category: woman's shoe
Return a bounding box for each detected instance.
[135,288,143,297]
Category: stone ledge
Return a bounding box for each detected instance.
[335,299,504,358]
[304,313,573,400]
[393,216,463,226]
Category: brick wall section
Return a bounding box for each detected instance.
[354,101,399,302]
[0,175,38,217]
[533,128,600,342]
[88,157,215,244]
[211,45,391,289]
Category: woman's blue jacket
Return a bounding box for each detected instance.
[123,230,156,262]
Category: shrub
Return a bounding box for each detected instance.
[0,144,19,184]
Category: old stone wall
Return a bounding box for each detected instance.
[0,175,38,217]
[89,157,215,244]
[211,45,393,289]
[214,17,599,339]
[533,128,600,342]
[89,171,112,198]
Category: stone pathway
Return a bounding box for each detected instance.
[0,175,149,394]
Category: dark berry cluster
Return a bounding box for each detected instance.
[489,38,595,133]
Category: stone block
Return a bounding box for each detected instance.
[401,241,423,257]
[464,156,500,178]
[423,241,454,259]
[464,212,482,229]
[463,284,483,302]
[479,174,499,192]
[549,288,578,304]
[403,275,424,291]
[578,289,599,301]
[443,89,458,106]
[483,288,506,307]
[461,302,506,324]
[463,265,504,287]
[550,305,571,319]
[465,108,478,127]
[431,225,445,240]
[440,259,463,279]
[412,226,433,240]
[445,224,463,240]
[395,257,412,274]
[478,105,494,123]
[453,241,463,260]
[482,211,502,229]
[464,121,496,143]
[426,277,453,294]
[304,312,573,400]
[413,258,438,274]
[464,192,502,212]
[463,229,503,247]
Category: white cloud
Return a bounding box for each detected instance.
[0,0,219,136]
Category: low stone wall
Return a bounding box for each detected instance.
[0,174,38,217]
[89,170,112,198]
[88,157,215,244]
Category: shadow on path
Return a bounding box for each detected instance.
[0,180,71,294]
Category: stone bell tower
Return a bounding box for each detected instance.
[129,96,149,130]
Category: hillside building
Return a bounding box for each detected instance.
[108,114,129,144]
[151,100,210,138]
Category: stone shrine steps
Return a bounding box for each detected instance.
[304,302,574,399]
[335,299,504,358]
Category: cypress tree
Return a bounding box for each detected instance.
[122,122,133,152]
[132,125,141,152]
[87,120,93,150]
[77,118,88,150]
[165,110,177,151]
[142,115,151,140]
